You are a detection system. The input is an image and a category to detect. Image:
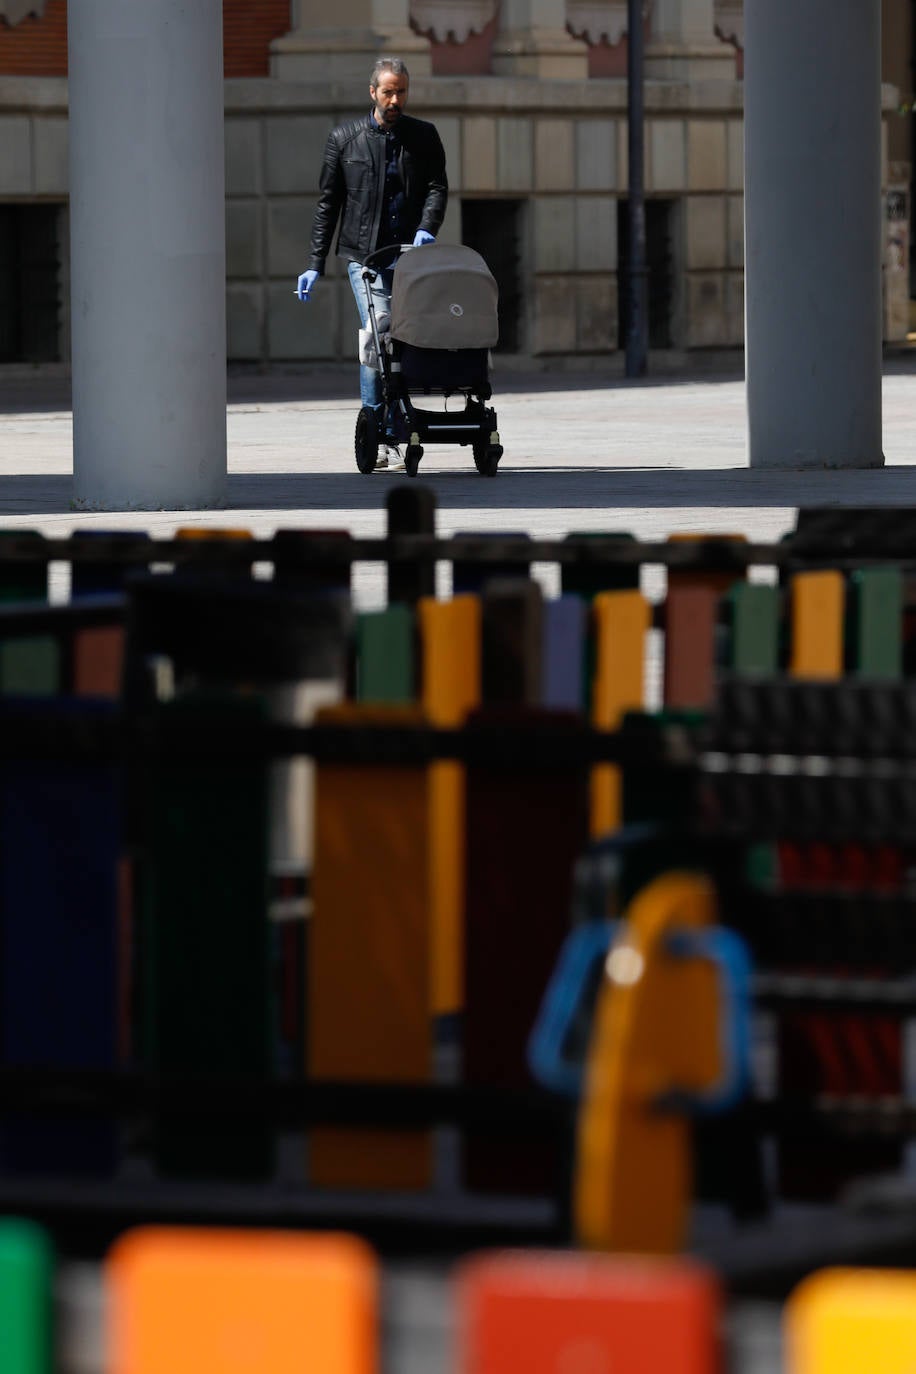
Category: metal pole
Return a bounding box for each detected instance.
[625,0,648,377]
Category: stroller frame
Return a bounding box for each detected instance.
[354,244,504,478]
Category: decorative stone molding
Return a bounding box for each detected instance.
[0,0,47,23]
[411,0,497,43]
[566,0,651,47]
[714,0,742,47]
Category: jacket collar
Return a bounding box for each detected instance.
[367,111,404,139]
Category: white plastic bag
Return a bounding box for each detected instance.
[357,314,390,370]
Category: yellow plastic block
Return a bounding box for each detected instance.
[107,1227,378,1374]
[418,596,481,1016]
[786,1268,916,1374]
[590,590,651,836]
[575,873,720,1254]
[789,571,845,680]
[309,705,432,1190]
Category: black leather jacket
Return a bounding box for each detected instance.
[308,113,447,273]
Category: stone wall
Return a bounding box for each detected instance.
[0,73,901,365]
[223,75,747,364]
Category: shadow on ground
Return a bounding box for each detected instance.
[4,465,916,519]
[226,464,916,512]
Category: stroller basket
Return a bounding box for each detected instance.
[396,343,490,390]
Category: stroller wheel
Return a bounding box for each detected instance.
[473,439,501,477]
[355,407,379,474]
[405,443,423,478]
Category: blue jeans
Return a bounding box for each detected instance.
[348,260,394,427]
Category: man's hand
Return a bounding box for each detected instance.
[412,231,435,247]
[297,269,319,300]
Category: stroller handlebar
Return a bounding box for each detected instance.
[360,243,418,278]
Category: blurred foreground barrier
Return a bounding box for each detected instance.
[6,500,916,1271]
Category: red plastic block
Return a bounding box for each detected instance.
[457,1251,720,1374]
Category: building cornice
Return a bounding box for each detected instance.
[0,0,47,25]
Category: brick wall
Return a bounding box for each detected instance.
[224,0,291,77]
[0,0,67,76]
[0,1,292,77]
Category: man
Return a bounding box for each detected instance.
[296,58,448,469]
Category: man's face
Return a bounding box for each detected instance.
[370,70,409,126]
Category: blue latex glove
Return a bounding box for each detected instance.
[412,230,435,247]
[297,269,319,301]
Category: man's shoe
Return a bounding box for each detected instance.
[382,444,405,470]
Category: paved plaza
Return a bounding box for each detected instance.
[4,354,916,606]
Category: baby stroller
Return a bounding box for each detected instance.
[354,242,504,478]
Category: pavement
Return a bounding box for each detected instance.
[4,354,916,611]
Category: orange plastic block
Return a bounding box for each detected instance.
[590,590,650,836]
[309,704,432,1189]
[107,1227,378,1374]
[457,1250,720,1374]
[418,595,481,1015]
[174,528,253,540]
[789,571,844,680]
[786,1268,916,1374]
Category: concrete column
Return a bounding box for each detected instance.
[271,0,430,80]
[492,0,588,77]
[646,0,732,79]
[69,0,227,509]
[744,0,883,469]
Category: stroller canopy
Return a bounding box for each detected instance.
[390,244,499,350]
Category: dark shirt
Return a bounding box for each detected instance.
[369,114,405,251]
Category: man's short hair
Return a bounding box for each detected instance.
[370,57,409,86]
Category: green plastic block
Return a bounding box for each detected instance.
[724,583,780,675]
[746,842,779,891]
[848,567,903,679]
[0,1218,52,1374]
[357,604,414,703]
[0,638,60,696]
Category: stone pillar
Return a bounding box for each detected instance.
[271,0,431,80]
[492,0,589,78]
[69,0,227,510]
[646,0,733,79]
[745,0,883,469]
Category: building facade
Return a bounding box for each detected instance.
[0,0,910,367]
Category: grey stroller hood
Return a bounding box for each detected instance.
[389,243,499,350]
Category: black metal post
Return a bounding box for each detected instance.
[626,0,649,377]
